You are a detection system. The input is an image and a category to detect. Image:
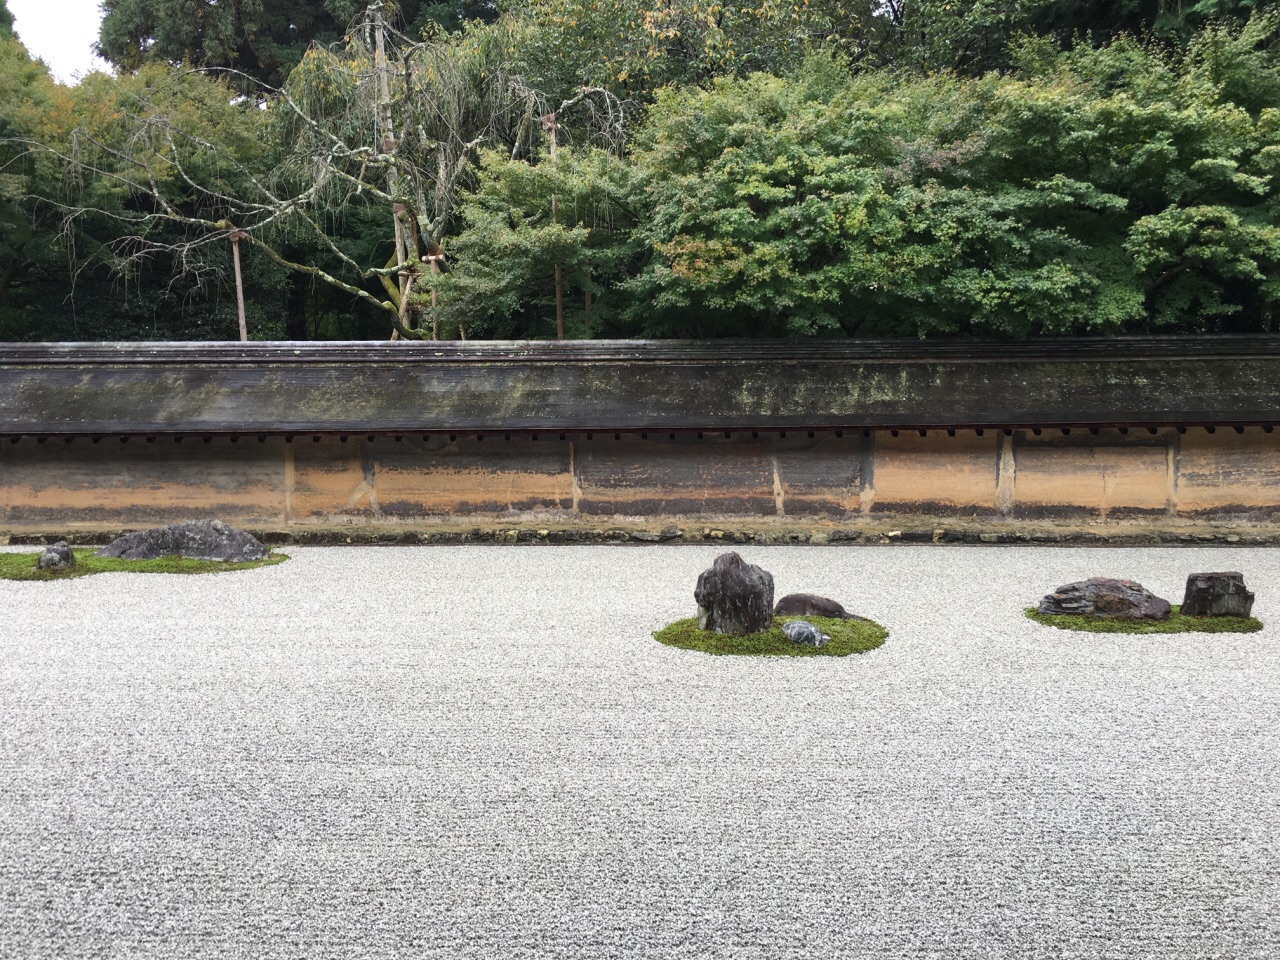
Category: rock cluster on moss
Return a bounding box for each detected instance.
[662,552,887,656]
[1031,571,1261,634]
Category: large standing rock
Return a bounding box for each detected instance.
[774,592,858,620]
[96,520,269,562]
[1182,572,1255,617]
[36,541,76,571]
[695,552,774,635]
[1038,577,1171,620]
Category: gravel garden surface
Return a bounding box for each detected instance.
[1,544,1277,958]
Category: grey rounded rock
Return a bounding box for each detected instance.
[781,620,829,647]
[36,541,75,571]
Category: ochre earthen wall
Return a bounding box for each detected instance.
[3,427,1278,533]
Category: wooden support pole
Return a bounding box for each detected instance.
[230,231,248,342]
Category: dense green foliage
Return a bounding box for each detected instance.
[441,23,1280,338]
[1025,605,1264,633]
[98,0,498,87]
[653,614,889,656]
[1,0,1278,339]
[0,548,287,580]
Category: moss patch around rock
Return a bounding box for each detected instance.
[654,614,889,657]
[1025,605,1262,634]
[0,548,288,582]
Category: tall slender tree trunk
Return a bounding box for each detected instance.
[230,232,248,342]
[546,113,564,340]
[374,3,413,340]
[427,254,441,340]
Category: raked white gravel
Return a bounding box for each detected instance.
[1,544,1278,958]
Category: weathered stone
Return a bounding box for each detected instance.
[694,552,774,635]
[36,541,75,571]
[96,520,268,562]
[1181,572,1255,617]
[774,593,857,620]
[1038,577,1171,620]
[781,620,829,647]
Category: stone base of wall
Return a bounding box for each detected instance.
[7,520,1277,547]
[4,427,1279,539]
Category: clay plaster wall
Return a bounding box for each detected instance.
[2,427,1278,533]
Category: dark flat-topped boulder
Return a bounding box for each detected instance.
[695,552,774,635]
[1038,577,1171,620]
[96,520,268,562]
[36,541,75,571]
[1182,572,1255,617]
[774,593,858,620]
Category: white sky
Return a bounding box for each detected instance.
[8,0,111,84]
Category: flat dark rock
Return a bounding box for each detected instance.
[1038,577,1171,620]
[774,593,858,620]
[1182,572,1255,617]
[95,520,268,563]
[694,552,774,636]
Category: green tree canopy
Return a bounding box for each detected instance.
[97,0,498,87]
[5,0,1280,340]
[439,14,1280,339]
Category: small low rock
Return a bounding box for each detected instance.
[1038,577,1171,620]
[774,593,858,620]
[781,620,829,647]
[1182,572,1255,617]
[96,520,268,562]
[695,552,774,635]
[36,541,75,571]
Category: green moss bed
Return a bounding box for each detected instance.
[654,614,889,657]
[0,548,287,581]
[1025,605,1263,634]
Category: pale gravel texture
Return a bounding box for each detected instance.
[0,545,1277,959]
